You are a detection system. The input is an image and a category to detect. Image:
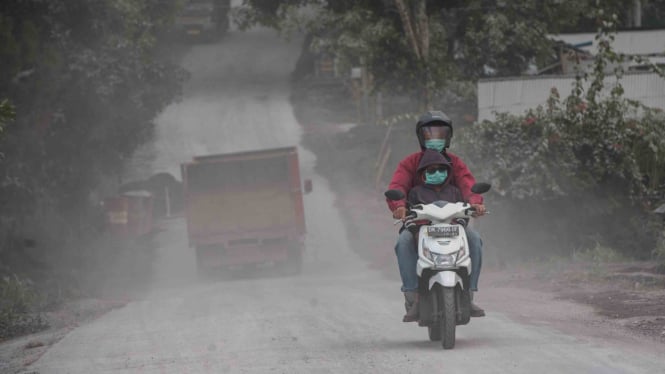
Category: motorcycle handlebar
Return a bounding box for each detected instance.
[395,203,490,227]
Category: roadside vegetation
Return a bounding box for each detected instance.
[236,1,665,114]
[0,275,47,339]
[456,15,665,263]
[0,0,186,339]
[242,1,665,267]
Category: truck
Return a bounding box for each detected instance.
[103,190,154,241]
[174,0,231,41]
[181,147,311,276]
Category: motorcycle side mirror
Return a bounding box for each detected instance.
[384,189,405,201]
[471,182,491,194]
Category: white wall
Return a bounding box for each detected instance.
[477,72,665,121]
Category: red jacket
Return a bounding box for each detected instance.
[386,151,483,212]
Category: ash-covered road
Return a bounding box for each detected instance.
[27,25,665,374]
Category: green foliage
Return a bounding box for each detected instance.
[570,241,627,279]
[460,93,665,201]
[235,1,643,101]
[0,274,48,339]
[654,229,665,264]
[457,13,665,259]
[0,0,185,295]
[454,1,637,78]
[573,241,625,264]
[0,99,14,134]
[460,13,665,202]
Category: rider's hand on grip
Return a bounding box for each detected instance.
[392,206,407,220]
[470,203,487,217]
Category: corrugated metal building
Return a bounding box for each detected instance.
[477,29,665,121]
[478,72,665,121]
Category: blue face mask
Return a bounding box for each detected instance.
[425,169,448,185]
[424,139,446,152]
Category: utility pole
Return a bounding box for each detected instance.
[633,0,642,27]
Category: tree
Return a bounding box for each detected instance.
[234,0,650,113]
[0,99,14,136]
[393,0,430,107]
[456,13,665,258]
[0,0,185,276]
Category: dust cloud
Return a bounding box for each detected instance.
[98,24,366,300]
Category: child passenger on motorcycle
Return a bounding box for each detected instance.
[401,149,485,322]
[407,149,464,209]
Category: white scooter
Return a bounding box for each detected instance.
[385,183,491,349]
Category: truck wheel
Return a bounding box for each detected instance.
[282,248,303,275]
[196,260,211,280]
[195,247,214,280]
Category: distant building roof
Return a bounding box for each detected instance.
[551,29,665,56]
[655,203,665,215]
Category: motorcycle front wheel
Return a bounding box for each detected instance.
[440,287,456,349]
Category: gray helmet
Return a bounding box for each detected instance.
[415,110,453,150]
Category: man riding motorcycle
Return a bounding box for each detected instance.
[386,111,486,322]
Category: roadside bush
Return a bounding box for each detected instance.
[457,18,665,260]
[0,274,48,340]
[573,241,625,263]
[654,229,665,268]
[0,99,13,132]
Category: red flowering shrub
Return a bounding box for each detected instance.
[457,23,665,259]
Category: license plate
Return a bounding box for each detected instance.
[187,29,201,35]
[427,226,459,237]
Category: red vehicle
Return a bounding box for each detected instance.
[181,147,310,275]
[103,190,154,240]
[174,0,230,41]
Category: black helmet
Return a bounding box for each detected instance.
[415,110,453,150]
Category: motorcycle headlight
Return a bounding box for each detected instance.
[422,238,464,267]
[432,253,456,267]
